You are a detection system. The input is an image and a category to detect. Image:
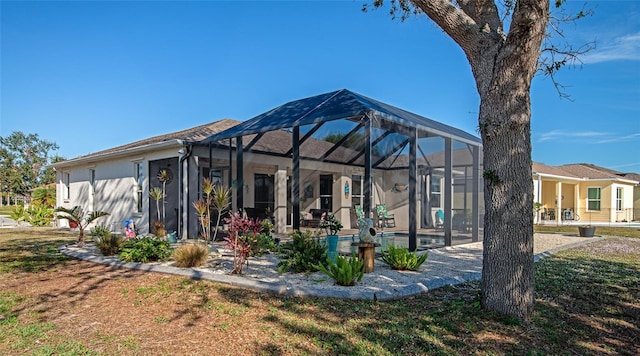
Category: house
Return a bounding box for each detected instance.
[532,162,639,224]
[53,89,484,249]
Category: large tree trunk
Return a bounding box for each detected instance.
[479,83,535,318]
[410,0,549,319]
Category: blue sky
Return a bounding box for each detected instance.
[2,1,639,172]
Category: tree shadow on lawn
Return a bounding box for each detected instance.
[210,239,640,355]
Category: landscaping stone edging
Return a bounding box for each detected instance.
[58,234,606,301]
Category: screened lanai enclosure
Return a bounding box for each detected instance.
[192,89,484,250]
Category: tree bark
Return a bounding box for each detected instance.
[410,0,549,319]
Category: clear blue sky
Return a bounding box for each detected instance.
[2,1,639,172]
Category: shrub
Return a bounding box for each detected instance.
[12,205,54,226]
[315,254,364,286]
[224,211,268,274]
[119,236,172,263]
[252,232,277,256]
[95,232,124,256]
[90,223,111,238]
[90,223,123,256]
[381,245,428,271]
[172,243,209,268]
[151,220,167,237]
[277,230,327,273]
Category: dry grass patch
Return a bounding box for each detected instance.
[0,229,639,355]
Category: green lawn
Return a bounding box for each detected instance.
[535,224,640,238]
[1,228,639,354]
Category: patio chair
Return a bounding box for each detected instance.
[375,204,396,228]
[435,209,444,231]
[350,205,366,228]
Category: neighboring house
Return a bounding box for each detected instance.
[53,89,484,247]
[532,162,639,224]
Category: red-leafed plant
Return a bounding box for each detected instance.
[223,211,264,274]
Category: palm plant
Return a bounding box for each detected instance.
[193,200,209,241]
[54,206,109,246]
[149,187,164,221]
[31,186,56,208]
[211,184,231,241]
[157,169,170,223]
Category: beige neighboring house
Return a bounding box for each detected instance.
[532,162,639,224]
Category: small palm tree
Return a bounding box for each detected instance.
[149,187,164,221]
[193,200,209,241]
[157,169,170,223]
[211,184,231,241]
[55,206,109,246]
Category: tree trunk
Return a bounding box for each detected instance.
[479,87,535,319]
[407,0,548,319]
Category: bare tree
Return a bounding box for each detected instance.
[365,0,590,319]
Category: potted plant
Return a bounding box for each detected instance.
[320,213,342,262]
[578,211,596,237]
[55,206,109,246]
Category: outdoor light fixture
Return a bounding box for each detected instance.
[178,148,186,155]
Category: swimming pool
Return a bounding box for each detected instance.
[335,232,444,255]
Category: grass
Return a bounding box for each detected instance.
[0,228,639,354]
[535,224,640,238]
[0,205,15,216]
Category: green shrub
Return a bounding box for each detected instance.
[277,230,326,273]
[11,205,54,226]
[119,236,172,263]
[90,223,111,238]
[90,223,122,255]
[314,254,364,286]
[172,243,209,268]
[251,233,277,256]
[381,245,428,271]
[10,206,25,222]
[95,232,124,256]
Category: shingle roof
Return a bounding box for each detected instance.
[532,162,581,178]
[533,162,639,183]
[559,163,626,179]
[56,119,240,166]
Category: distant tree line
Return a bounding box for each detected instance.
[0,131,63,205]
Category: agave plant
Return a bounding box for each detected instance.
[381,245,428,271]
[54,206,109,246]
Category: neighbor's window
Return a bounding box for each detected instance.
[63,172,70,200]
[587,187,601,211]
[616,187,623,211]
[135,162,144,213]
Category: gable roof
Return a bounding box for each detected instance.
[54,119,240,167]
[533,162,639,184]
[201,89,482,146]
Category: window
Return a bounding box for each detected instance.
[351,175,363,207]
[616,187,623,211]
[89,169,96,211]
[135,162,144,213]
[587,187,601,211]
[63,172,70,200]
[430,176,441,208]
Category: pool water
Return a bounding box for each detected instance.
[335,232,444,255]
